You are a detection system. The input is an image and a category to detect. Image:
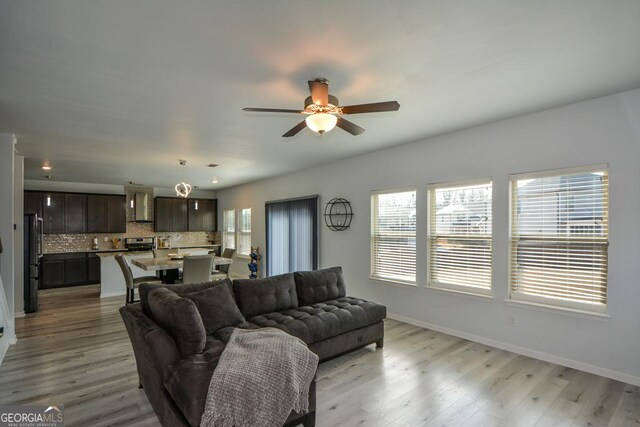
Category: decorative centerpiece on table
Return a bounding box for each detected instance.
[248,246,261,279]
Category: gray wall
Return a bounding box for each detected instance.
[217,89,640,385]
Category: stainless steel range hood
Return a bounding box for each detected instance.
[134,192,150,222]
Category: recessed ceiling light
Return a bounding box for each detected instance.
[41,165,52,170]
[211,178,219,184]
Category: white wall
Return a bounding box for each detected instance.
[0,134,17,351]
[13,156,24,318]
[217,89,640,385]
[24,180,217,200]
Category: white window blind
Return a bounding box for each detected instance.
[223,209,236,250]
[510,166,609,312]
[238,208,252,256]
[371,189,416,284]
[428,181,493,294]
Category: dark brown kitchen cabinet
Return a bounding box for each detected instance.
[188,199,217,231]
[201,199,217,231]
[65,255,88,285]
[155,197,188,232]
[24,191,43,217]
[42,193,66,234]
[106,195,127,232]
[40,257,65,289]
[87,194,126,233]
[87,195,107,233]
[154,198,173,232]
[40,253,101,289]
[87,254,101,283]
[65,193,87,233]
[172,198,188,232]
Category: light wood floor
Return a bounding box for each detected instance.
[0,286,638,427]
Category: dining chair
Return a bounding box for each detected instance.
[211,248,236,280]
[115,254,163,304]
[179,254,214,284]
[153,248,170,258]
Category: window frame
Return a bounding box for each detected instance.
[370,187,417,286]
[508,164,609,314]
[222,208,236,251]
[427,178,493,296]
[237,207,252,257]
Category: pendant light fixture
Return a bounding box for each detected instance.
[175,160,192,198]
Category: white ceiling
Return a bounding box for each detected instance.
[1,1,640,190]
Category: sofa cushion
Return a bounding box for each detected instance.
[247,296,386,345]
[246,309,339,344]
[233,273,298,318]
[294,266,346,306]
[183,282,245,334]
[212,321,262,342]
[163,337,227,427]
[306,296,387,333]
[147,287,206,358]
[139,278,232,318]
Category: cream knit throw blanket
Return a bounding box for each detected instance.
[200,327,319,427]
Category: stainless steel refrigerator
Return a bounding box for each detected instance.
[24,213,43,313]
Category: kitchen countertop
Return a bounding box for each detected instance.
[44,244,222,255]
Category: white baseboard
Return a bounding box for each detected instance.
[0,340,9,366]
[387,312,640,387]
[14,311,25,319]
[0,335,16,366]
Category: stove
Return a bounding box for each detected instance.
[124,237,155,252]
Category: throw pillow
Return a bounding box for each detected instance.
[184,282,245,334]
[147,287,206,358]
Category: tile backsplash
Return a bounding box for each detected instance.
[43,222,221,253]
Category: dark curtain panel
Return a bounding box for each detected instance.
[266,196,318,276]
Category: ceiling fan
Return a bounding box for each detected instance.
[243,78,400,137]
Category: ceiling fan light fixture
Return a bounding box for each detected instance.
[305,113,337,135]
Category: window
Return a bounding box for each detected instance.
[238,208,252,256]
[370,189,416,284]
[266,196,318,275]
[510,165,609,312]
[428,181,493,295]
[223,209,235,250]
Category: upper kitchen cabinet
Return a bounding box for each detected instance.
[155,197,188,232]
[157,197,216,232]
[65,193,87,233]
[24,191,43,218]
[189,199,217,231]
[106,195,127,232]
[42,193,66,234]
[87,194,126,233]
[86,195,106,233]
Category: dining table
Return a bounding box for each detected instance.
[132,256,233,284]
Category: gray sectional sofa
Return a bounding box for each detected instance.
[120,266,387,427]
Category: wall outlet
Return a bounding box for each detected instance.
[103,237,109,242]
[508,316,516,327]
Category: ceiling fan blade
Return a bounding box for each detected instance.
[336,117,365,136]
[308,80,329,106]
[340,101,400,114]
[282,120,308,137]
[243,107,303,114]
